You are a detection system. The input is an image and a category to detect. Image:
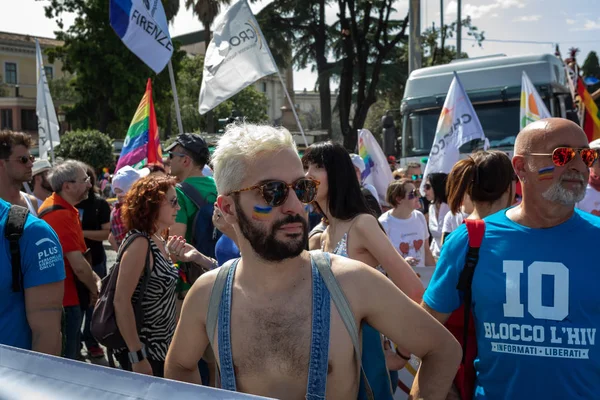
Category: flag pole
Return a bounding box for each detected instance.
[275,70,308,147]
[244,0,308,147]
[168,60,184,135]
[38,40,55,164]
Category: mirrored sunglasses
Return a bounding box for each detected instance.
[228,178,320,207]
[529,147,598,168]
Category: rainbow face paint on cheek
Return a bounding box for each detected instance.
[252,205,273,220]
[538,166,555,181]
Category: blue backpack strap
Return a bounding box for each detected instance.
[6,205,29,292]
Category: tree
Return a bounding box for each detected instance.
[0,75,7,97]
[43,0,184,138]
[185,0,232,133]
[177,54,269,132]
[582,51,600,79]
[423,17,485,67]
[255,0,335,134]
[55,129,115,171]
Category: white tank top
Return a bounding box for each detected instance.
[20,191,38,216]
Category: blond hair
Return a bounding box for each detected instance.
[212,123,298,194]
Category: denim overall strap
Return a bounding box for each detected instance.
[305,255,331,399]
[217,259,238,391]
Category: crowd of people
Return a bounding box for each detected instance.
[2,117,600,399]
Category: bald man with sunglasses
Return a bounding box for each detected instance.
[165,124,461,399]
[422,118,600,399]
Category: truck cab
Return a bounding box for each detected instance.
[399,54,573,165]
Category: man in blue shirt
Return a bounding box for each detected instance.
[0,197,65,355]
[423,118,600,399]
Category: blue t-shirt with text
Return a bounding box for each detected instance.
[424,209,600,399]
[0,199,65,350]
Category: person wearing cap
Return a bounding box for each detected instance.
[108,166,150,251]
[576,138,600,216]
[0,130,39,215]
[349,153,382,217]
[165,133,217,245]
[31,159,53,208]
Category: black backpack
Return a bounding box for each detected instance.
[177,182,220,277]
[6,205,29,292]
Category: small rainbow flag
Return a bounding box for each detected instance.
[115,78,163,172]
[576,78,600,142]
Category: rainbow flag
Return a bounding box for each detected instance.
[116,78,163,172]
[577,78,600,142]
[358,129,393,205]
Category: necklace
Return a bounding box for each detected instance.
[152,232,166,247]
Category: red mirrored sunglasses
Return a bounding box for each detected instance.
[529,147,598,168]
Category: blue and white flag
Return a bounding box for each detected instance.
[35,39,60,162]
[109,0,173,73]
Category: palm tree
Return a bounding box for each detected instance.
[162,0,181,22]
[185,0,232,133]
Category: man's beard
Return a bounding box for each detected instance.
[542,171,586,205]
[235,198,308,262]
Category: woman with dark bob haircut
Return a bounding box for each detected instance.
[114,175,215,377]
[303,142,425,393]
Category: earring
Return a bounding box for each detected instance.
[520,176,527,183]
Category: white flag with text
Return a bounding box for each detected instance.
[421,72,487,195]
[198,0,278,114]
[36,39,60,161]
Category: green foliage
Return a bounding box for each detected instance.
[55,129,115,171]
[583,51,600,79]
[0,75,7,97]
[421,17,485,67]
[48,75,79,103]
[43,0,185,139]
[176,54,269,132]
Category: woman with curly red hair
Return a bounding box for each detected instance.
[113,174,212,377]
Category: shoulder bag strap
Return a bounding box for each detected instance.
[456,219,486,364]
[6,205,29,292]
[177,182,208,209]
[310,250,374,400]
[37,204,66,219]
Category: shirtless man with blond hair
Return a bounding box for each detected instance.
[165,123,461,399]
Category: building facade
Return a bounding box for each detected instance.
[0,31,67,145]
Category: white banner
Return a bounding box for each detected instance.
[421,72,487,195]
[109,0,173,73]
[35,39,60,161]
[358,129,394,205]
[198,0,278,115]
[520,71,551,130]
[0,344,272,399]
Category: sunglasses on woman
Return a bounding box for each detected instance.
[228,178,320,207]
[529,147,598,168]
[168,196,179,208]
[411,174,423,181]
[407,189,419,200]
[424,183,432,190]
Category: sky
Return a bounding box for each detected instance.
[2,0,599,91]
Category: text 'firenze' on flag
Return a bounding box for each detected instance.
[109,0,173,73]
[198,0,278,115]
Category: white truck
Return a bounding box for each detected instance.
[398,54,574,165]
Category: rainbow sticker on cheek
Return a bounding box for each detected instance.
[252,205,273,220]
[538,166,555,181]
